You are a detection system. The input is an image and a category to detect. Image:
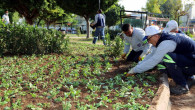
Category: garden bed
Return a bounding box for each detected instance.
[0,42,160,110]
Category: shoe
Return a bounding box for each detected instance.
[187,76,195,88]
[170,85,189,95]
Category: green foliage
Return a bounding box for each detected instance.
[56,0,118,18]
[146,0,163,13]
[104,3,124,27]
[105,33,111,46]
[106,35,124,57]
[0,42,159,109]
[76,27,81,37]
[185,30,193,38]
[56,0,118,38]
[0,23,69,55]
[39,5,65,26]
[0,0,46,24]
[11,12,20,24]
[160,0,183,20]
[106,29,121,39]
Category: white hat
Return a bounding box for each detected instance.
[163,20,178,32]
[143,26,161,41]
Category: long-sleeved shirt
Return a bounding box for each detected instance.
[2,14,9,24]
[132,40,176,73]
[131,32,195,73]
[123,28,151,57]
[92,13,105,27]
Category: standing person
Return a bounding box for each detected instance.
[92,9,106,45]
[126,26,195,95]
[121,24,151,62]
[2,10,10,24]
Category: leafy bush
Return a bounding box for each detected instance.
[105,35,124,57]
[0,23,69,56]
[105,33,111,46]
[185,30,193,38]
[76,27,81,37]
[106,29,121,40]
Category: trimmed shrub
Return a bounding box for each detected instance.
[0,23,69,56]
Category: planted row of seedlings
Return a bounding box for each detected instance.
[0,43,159,110]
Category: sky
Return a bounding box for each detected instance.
[118,0,195,11]
[118,0,147,11]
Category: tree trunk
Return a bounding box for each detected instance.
[84,17,90,38]
[47,23,50,29]
[37,18,42,26]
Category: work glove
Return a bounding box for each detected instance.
[138,54,145,61]
[121,53,126,59]
[126,69,135,77]
[138,56,142,61]
[138,56,144,61]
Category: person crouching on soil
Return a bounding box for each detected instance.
[120,24,151,63]
[163,20,195,87]
[126,26,195,95]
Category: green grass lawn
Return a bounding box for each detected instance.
[66,34,92,38]
[69,37,105,45]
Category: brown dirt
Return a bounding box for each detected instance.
[169,78,195,110]
[171,85,195,110]
[0,55,161,110]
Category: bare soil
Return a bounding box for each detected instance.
[171,86,195,110]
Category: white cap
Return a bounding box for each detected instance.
[143,26,161,41]
[145,26,161,36]
[163,20,178,32]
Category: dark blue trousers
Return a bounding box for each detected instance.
[126,50,143,63]
[162,53,195,87]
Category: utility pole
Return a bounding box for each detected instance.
[99,0,100,9]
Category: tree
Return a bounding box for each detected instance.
[145,0,167,14]
[104,3,124,28]
[37,6,65,29]
[56,0,118,38]
[160,0,192,21]
[0,0,46,25]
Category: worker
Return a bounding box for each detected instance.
[91,9,106,45]
[2,10,10,24]
[120,24,151,62]
[163,20,183,34]
[163,20,195,80]
[126,26,195,95]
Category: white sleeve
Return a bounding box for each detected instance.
[2,15,5,19]
[135,29,151,57]
[138,46,156,65]
[140,43,152,58]
[132,40,177,73]
[93,14,98,25]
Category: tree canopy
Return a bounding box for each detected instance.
[160,0,189,20]
[146,0,163,14]
[0,0,46,24]
[104,3,124,28]
[56,0,118,38]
